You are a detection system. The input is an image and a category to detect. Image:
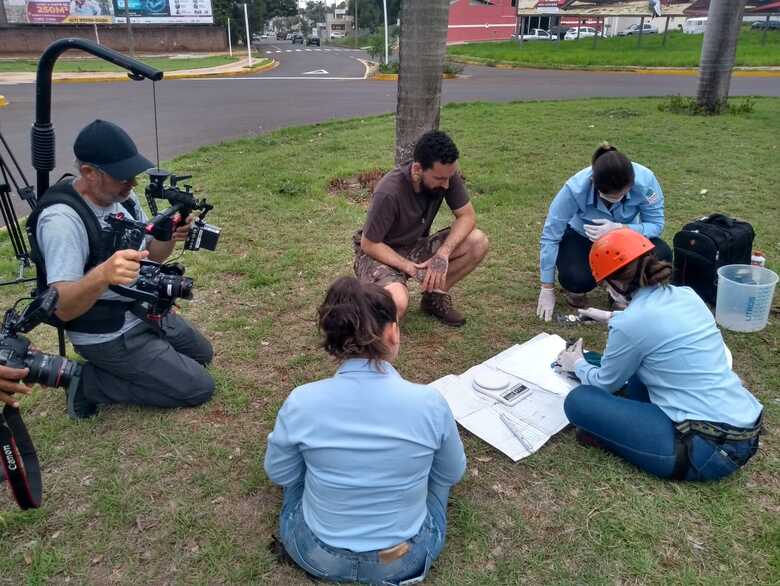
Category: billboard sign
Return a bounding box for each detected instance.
[112,0,212,23]
[2,0,212,23]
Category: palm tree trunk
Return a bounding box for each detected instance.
[395,0,450,164]
[696,0,747,114]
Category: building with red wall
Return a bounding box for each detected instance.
[448,0,519,44]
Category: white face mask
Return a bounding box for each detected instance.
[605,281,630,307]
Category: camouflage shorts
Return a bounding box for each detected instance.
[352,228,451,288]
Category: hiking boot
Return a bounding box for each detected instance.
[420,292,466,327]
[563,290,588,309]
[575,428,604,450]
[66,378,98,420]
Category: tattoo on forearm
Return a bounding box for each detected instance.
[430,255,448,274]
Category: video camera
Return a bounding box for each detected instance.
[145,169,220,252]
[112,260,193,322]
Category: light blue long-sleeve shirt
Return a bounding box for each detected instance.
[264,358,467,552]
[539,162,665,283]
[575,286,763,428]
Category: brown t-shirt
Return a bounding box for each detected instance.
[362,162,470,250]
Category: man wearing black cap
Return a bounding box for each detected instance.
[30,120,214,419]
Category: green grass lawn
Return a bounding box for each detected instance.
[448,29,780,69]
[0,98,778,585]
[0,54,243,74]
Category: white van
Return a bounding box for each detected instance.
[683,17,707,35]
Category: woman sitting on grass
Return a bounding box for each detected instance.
[556,229,763,481]
[264,276,466,584]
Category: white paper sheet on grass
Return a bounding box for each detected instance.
[493,334,578,396]
[428,333,573,462]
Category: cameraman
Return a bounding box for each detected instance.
[33,120,214,419]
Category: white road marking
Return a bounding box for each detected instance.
[303,69,329,75]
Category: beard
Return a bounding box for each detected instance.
[420,183,446,198]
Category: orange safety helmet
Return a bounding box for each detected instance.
[589,228,655,283]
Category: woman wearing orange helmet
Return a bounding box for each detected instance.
[555,229,763,481]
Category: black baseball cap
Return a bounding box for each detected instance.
[73,119,153,181]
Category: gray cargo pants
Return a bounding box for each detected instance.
[74,313,215,408]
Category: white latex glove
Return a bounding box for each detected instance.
[536,286,555,322]
[584,218,623,242]
[577,307,615,324]
[556,338,584,373]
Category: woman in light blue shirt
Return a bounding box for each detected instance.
[556,229,762,481]
[537,144,672,321]
[264,277,467,584]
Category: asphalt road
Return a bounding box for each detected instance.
[1,39,778,189]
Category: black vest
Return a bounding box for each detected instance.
[26,179,140,334]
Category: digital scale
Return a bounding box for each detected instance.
[471,368,531,406]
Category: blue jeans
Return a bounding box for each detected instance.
[278,481,449,585]
[564,376,759,481]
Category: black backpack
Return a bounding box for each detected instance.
[672,213,755,305]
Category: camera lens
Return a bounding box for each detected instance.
[159,275,194,300]
[25,352,81,389]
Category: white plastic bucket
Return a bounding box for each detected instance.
[715,264,778,332]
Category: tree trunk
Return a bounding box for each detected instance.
[395,0,449,164]
[696,0,747,114]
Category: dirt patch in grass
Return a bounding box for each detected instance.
[328,168,388,206]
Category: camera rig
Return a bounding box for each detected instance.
[144,169,221,252]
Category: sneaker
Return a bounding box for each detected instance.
[66,378,98,420]
[563,290,588,309]
[575,427,604,450]
[420,292,466,327]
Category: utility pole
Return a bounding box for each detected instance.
[244,3,252,66]
[228,18,233,56]
[123,0,136,56]
[383,0,389,64]
[354,0,359,48]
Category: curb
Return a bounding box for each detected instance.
[1,59,277,85]
[448,56,780,77]
[164,59,278,80]
[371,72,459,81]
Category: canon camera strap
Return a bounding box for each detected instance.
[0,404,42,510]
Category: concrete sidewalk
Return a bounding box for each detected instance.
[0,57,277,85]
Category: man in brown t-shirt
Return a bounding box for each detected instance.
[353,131,489,326]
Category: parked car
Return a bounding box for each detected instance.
[564,27,599,40]
[276,32,286,40]
[549,25,571,39]
[682,17,707,34]
[306,36,321,46]
[286,33,294,41]
[291,33,304,44]
[618,23,658,36]
[521,28,553,41]
[751,19,780,31]
[330,31,345,39]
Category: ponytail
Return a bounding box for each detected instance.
[611,252,673,297]
[592,142,634,195]
[317,277,397,366]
